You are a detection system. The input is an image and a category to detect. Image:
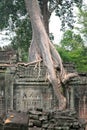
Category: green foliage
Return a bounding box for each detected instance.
[60,30,84,50]
[11,17,32,61]
[0,0,83,31]
[38,0,83,31]
[57,30,87,72]
[56,46,71,62]
[76,5,87,41]
[0,0,32,61]
[0,0,26,30]
[55,0,83,31]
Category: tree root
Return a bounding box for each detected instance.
[62,73,78,84]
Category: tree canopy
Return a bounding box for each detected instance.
[76,5,87,42]
[57,30,87,72]
[0,0,84,61]
[0,0,83,31]
[0,0,86,72]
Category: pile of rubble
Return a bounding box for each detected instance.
[0,111,29,130]
[0,109,86,130]
[28,108,86,130]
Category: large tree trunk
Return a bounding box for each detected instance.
[24,0,77,110]
[40,0,50,34]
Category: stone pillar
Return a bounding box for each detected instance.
[10,80,14,110]
[5,70,9,113]
[5,67,15,112]
[66,88,70,109]
[70,86,74,110]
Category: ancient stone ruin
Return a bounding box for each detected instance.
[0,50,87,130]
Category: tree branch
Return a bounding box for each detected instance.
[48,0,60,14]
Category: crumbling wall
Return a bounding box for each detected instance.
[74,73,87,120]
[13,62,87,116]
[0,60,87,123]
[0,109,86,130]
[0,67,6,115]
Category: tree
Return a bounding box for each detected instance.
[60,30,84,51]
[57,30,87,72]
[0,0,83,60]
[11,17,32,61]
[0,0,82,109]
[38,0,83,32]
[76,5,87,42]
[0,0,83,33]
[0,0,26,30]
[24,0,77,110]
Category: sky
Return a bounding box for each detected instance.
[49,13,63,44]
[0,30,11,47]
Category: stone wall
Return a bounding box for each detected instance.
[0,50,16,63]
[13,63,56,111]
[3,62,87,115]
[74,73,87,120]
[0,60,87,123]
[0,66,6,115]
[0,50,17,114]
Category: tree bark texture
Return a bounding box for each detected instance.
[24,0,77,110]
[40,0,50,34]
